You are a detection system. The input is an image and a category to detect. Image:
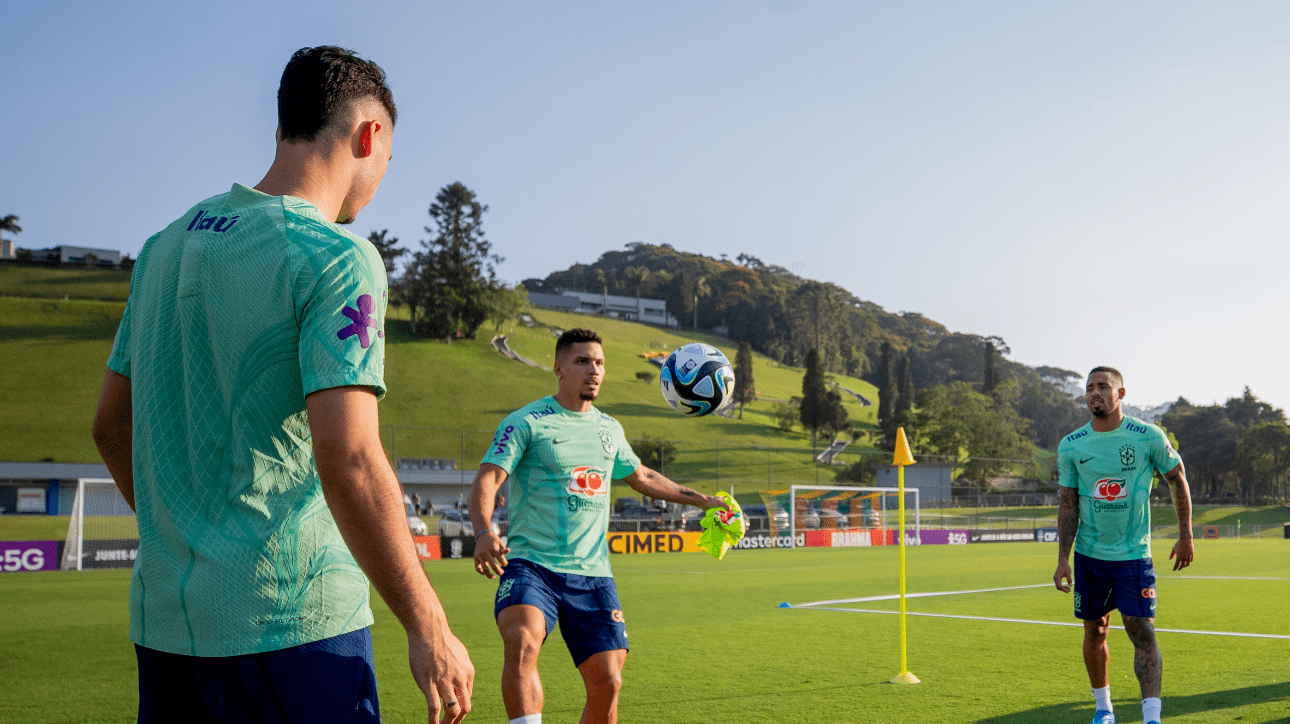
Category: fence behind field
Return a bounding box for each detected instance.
[380,425,1039,490]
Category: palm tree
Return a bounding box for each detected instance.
[595,268,609,314]
[624,266,651,320]
[0,215,21,247]
[687,274,711,331]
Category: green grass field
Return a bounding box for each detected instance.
[0,264,132,302]
[1,539,1286,723]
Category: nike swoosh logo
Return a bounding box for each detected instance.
[553,439,569,445]
[1080,457,1095,464]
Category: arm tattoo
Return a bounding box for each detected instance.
[1166,467,1192,540]
[1057,486,1079,560]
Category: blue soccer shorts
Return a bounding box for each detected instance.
[1073,551,1158,620]
[494,557,629,667]
[135,627,378,724]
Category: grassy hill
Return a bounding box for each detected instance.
[0,263,131,301]
[0,268,880,495]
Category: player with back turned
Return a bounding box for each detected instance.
[1053,367,1194,724]
[92,46,473,723]
[468,328,729,724]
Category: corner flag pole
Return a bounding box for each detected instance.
[889,427,920,685]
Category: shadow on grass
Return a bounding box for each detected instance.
[974,681,1290,724]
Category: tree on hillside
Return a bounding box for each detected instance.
[877,342,900,444]
[800,348,848,452]
[399,182,502,338]
[624,266,652,318]
[1224,386,1285,429]
[981,336,1008,393]
[734,340,756,419]
[366,229,407,275]
[982,340,996,393]
[1237,421,1290,502]
[1161,401,1240,500]
[0,214,20,245]
[483,283,530,331]
[894,354,914,435]
[914,380,1036,485]
[684,273,711,330]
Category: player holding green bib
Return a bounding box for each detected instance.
[469,328,728,724]
[1053,367,1194,724]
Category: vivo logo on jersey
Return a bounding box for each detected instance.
[492,425,515,455]
[186,210,239,233]
[568,466,607,497]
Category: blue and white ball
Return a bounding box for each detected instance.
[659,343,736,416]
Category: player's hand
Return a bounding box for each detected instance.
[1053,560,1073,593]
[1170,537,1194,571]
[473,529,510,579]
[409,630,474,724]
[702,494,731,511]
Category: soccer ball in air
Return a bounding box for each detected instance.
[659,343,735,416]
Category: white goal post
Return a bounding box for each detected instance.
[61,478,138,571]
[787,485,920,548]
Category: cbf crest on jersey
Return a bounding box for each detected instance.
[600,430,615,455]
[1119,445,1136,466]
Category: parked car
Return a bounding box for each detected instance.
[437,509,474,537]
[819,509,849,529]
[403,494,428,537]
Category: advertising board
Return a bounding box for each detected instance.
[0,541,60,572]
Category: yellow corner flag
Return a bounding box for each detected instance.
[889,427,921,685]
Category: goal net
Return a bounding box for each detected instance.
[61,478,139,570]
[757,485,920,548]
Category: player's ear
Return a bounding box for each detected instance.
[356,120,377,159]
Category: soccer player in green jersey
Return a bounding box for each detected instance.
[1052,367,1194,724]
[92,47,473,723]
[468,328,728,724]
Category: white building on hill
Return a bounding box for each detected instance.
[527,290,677,326]
[20,245,123,267]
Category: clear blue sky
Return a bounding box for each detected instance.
[4,1,1289,410]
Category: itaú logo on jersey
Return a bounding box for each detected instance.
[568,466,608,497]
[1094,478,1128,502]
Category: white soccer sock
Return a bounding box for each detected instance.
[1092,686,1113,712]
[1143,697,1162,722]
[509,715,542,724]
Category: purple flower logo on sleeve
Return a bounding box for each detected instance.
[337,294,385,349]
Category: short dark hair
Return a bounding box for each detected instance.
[277,46,396,143]
[1088,366,1124,388]
[555,328,603,355]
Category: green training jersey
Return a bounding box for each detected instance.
[482,396,641,577]
[1057,416,1181,561]
[107,183,386,656]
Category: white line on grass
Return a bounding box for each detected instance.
[797,607,1290,640]
[1162,575,1288,580]
[797,583,1051,608]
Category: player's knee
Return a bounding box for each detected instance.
[501,628,543,669]
[586,667,622,700]
[1123,616,1156,647]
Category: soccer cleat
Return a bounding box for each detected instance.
[1090,712,1115,724]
